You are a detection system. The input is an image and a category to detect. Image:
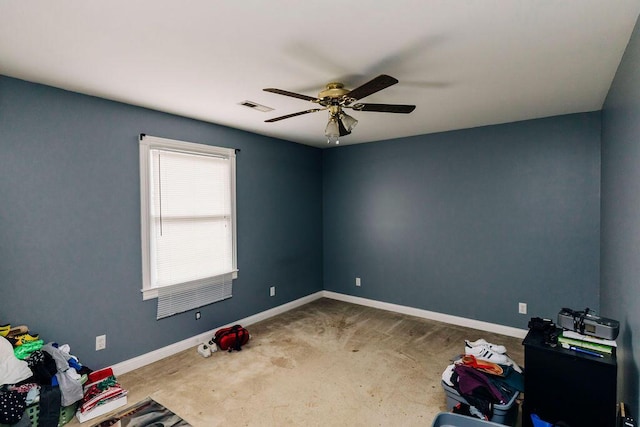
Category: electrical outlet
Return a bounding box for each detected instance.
[96,335,106,351]
[355,277,361,287]
[270,286,276,297]
[519,302,527,315]
[195,311,201,320]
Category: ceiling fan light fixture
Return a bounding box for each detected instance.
[325,116,340,144]
[340,112,358,132]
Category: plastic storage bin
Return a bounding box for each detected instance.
[432,412,508,426]
[441,381,519,426]
[0,402,76,427]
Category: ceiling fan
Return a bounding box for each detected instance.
[263,74,416,144]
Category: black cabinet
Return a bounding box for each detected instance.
[522,329,617,427]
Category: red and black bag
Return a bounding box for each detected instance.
[213,324,250,352]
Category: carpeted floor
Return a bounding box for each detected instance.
[69,298,525,426]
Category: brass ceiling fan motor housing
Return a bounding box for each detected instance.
[318,82,350,102]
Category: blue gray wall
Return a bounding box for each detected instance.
[323,113,601,328]
[0,76,323,369]
[601,14,640,415]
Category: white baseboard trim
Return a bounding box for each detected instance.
[321,291,528,339]
[112,290,527,376]
[112,291,324,376]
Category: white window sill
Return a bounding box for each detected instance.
[141,270,238,301]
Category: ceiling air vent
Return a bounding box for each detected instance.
[239,100,273,112]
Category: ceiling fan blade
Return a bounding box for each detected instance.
[338,119,351,137]
[264,108,324,123]
[263,88,318,102]
[344,74,399,102]
[353,103,416,114]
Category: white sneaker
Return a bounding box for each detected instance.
[465,343,523,373]
[465,344,510,364]
[197,343,212,358]
[465,339,507,354]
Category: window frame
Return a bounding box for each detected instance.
[139,134,237,301]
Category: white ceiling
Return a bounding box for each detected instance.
[1,1,639,148]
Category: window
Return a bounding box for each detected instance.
[139,135,237,319]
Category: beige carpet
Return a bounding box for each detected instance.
[69,298,525,426]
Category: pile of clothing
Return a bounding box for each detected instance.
[0,324,90,426]
[441,338,524,421]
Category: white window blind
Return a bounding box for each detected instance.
[139,135,237,319]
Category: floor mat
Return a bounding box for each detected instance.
[91,397,191,427]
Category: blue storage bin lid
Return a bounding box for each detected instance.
[432,412,507,426]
